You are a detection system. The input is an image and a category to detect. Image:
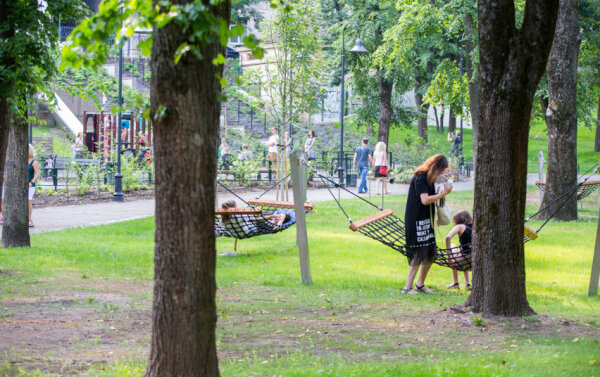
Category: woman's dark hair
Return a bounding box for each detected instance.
[414,154,448,185]
[309,129,316,137]
[453,210,473,225]
[284,213,291,223]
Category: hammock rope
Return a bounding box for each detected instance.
[215,179,311,241]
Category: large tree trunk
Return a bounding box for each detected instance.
[377,75,393,146]
[0,98,11,194]
[2,115,29,247]
[539,0,580,221]
[466,0,558,316]
[595,98,600,152]
[144,0,228,375]
[465,11,479,171]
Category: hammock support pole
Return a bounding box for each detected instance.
[290,150,312,285]
[589,198,600,296]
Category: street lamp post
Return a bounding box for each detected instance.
[338,22,369,187]
[113,41,125,201]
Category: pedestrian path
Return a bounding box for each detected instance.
[10,171,554,235]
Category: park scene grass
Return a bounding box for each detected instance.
[0,188,599,376]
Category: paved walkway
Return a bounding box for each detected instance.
[5,173,549,234]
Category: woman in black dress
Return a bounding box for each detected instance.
[402,154,452,294]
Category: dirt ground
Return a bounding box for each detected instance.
[1,272,598,375]
[31,188,156,209]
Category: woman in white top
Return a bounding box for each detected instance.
[372,141,390,195]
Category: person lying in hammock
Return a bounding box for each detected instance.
[220,201,295,237]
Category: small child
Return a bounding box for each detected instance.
[444,210,472,290]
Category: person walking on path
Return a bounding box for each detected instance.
[353,138,373,194]
[402,154,452,294]
[28,144,40,227]
[373,141,390,195]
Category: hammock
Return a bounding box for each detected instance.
[215,179,314,250]
[535,180,600,200]
[310,166,551,271]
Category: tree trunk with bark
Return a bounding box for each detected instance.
[466,0,558,316]
[595,99,600,152]
[539,0,580,221]
[2,115,30,247]
[143,0,228,375]
[0,97,11,194]
[363,97,374,136]
[377,75,393,146]
[433,106,440,131]
[465,11,479,171]
[415,73,429,142]
[449,110,456,133]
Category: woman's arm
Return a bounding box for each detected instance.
[419,184,452,206]
[31,161,40,184]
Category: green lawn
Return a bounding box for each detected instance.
[0,190,599,376]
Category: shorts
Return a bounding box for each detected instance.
[374,166,388,178]
[267,152,278,162]
[29,186,35,200]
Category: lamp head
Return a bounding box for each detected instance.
[349,39,369,54]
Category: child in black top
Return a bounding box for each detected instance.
[444,210,472,290]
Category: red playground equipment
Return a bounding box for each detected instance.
[83,111,153,160]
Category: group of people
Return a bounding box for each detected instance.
[219,127,318,170]
[0,144,40,228]
[352,139,391,195]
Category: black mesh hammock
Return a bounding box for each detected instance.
[215,178,314,250]
[312,161,600,272]
[310,170,474,270]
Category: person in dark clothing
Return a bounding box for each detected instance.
[402,154,452,294]
[353,138,373,194]
[444,210,473,290]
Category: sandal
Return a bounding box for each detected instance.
[28,221,34,227]
[446,282,460,289]
[466,283,471,290]
[415,284,433,294]
[402,287,411,294]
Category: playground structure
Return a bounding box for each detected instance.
[83,111,153,159]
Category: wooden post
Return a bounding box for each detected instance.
[589,195,600,296]
[538,151,545,204]
[290,150,311,285]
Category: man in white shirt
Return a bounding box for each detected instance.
[266,127,280,168]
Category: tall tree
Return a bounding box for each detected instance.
[466,0,558,316]
[376,0,467,143]
[242,0,325,135]
[539,0,580,221]
[64,0,263,374]
[3,115,29,247]
[0,0,86,246]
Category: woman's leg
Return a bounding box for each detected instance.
[415,261,433,287]
[403,263,420,290]
[28,200,32,221]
